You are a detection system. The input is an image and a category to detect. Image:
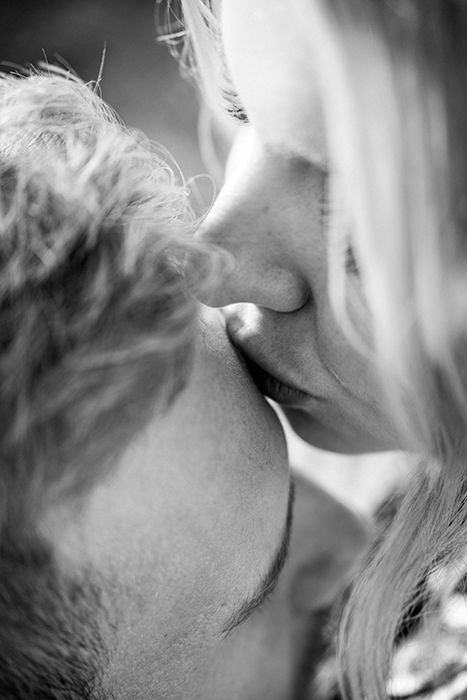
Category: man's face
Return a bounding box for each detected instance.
[44,309,367,699]
[197,0,403,454]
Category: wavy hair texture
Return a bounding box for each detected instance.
[0,67,213,697]
[296,3,467,698]
[171,1,467,697]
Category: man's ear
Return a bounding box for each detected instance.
[287,473,371,613]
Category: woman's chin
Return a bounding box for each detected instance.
[284,406,394,455]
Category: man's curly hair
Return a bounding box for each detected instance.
[0,67,211,698]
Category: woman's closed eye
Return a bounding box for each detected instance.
[320,189,361,278]
[221,87,249,124]
[345,244,360,277]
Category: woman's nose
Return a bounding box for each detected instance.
[195,148,309,312]
[196,190,310,311]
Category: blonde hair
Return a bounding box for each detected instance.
[172,1,467,697]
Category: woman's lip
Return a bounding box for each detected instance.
[241,353,311,405]
[226,326,317,405]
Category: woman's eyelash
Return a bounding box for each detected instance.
[221,87,249,124]
[319,190,332,223]
[345,245,360,276]
[320,193,360,277]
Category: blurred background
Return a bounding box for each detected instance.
[2,0,204,186]
[2,0,410,515]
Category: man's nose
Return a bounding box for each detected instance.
[195,168,309,312]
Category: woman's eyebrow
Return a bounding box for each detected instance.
[220,480,296,638]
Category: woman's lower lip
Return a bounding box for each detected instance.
[242,355,311,406]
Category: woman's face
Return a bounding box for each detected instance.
[45,309,367,700]
[198,0,402,453]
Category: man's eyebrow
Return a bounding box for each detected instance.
[220,481,296,638]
